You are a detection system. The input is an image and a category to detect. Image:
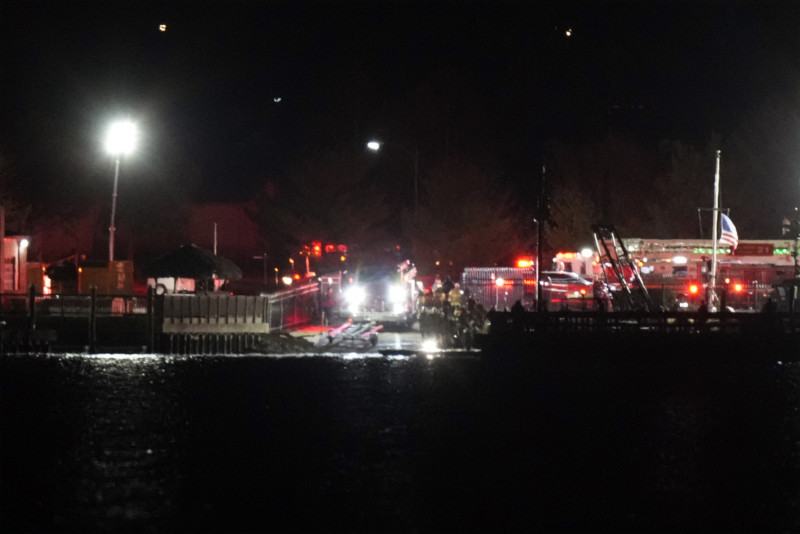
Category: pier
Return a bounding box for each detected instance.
[1,284,799,357]
[0,283,320,354]
[477,310,800,359]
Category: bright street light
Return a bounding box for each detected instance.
[105,120,137,262]
[106,120,137,156]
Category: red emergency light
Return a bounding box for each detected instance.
[689,284,699,294]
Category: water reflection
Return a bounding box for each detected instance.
[55,354,184,532]
[0,353,797,533]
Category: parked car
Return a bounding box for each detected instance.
[540,271,593,310]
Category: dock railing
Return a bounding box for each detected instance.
[159,282,320,333]
[0,282,321,353]
[485,309,800,336]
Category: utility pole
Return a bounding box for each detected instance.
[790,207,800,279]
[0,204,5,297]
[213,222,218,256]
[709,150,721,309]
[536,163,546,312]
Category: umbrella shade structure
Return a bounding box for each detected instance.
[213,254,244,281]
[144,244,242,281]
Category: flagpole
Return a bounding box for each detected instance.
[710,150,721,308]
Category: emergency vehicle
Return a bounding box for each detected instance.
[460,266,537,310]
[335,259,419,328]
[625,238,795,310]
[458,263,598,312]
[555,239,797,311]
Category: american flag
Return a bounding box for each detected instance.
[719,213,738,250]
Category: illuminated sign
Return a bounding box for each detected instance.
[733,243,774,256]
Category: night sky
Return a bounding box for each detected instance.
[2,0,799,233]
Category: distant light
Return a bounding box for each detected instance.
[516,259,532,268]
[421,339,439,353]
[565,28,573,37]
[495,277,505,287]
[580,248,593,258]
[273,97,281,103]
[159,24,167,32]
[689,284,699,294]
[367,141,381,151]
[672,256,687,265]
[282,276,293,286]
[105,120,137,156]
[19,239,29,249]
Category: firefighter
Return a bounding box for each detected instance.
[510,299,525,332]
[592,276,609,311]
[322,288,335,325]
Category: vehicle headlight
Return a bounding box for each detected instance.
[387,284,407,304]
[344,285,366,307]
[421,338,439,354]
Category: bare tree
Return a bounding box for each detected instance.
[649,138,720,238]
[0,150,31,233]
[403,158,530,275]
[257,150,392,257]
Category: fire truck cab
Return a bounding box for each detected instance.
[335,260,419,328]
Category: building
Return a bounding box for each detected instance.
[2,234,31,294]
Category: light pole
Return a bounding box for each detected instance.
[104,120,137,262]
[367,140,419,212]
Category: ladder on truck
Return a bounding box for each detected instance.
[592,224,653,311]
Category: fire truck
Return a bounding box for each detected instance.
[553,238,795,311]
[556,238,796,311]
[624,238,795,311]
[334,259,419,328]
[459,266,537,310]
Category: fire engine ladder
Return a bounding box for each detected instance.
[592,224,653,312]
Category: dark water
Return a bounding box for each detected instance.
[1,349,798,533]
